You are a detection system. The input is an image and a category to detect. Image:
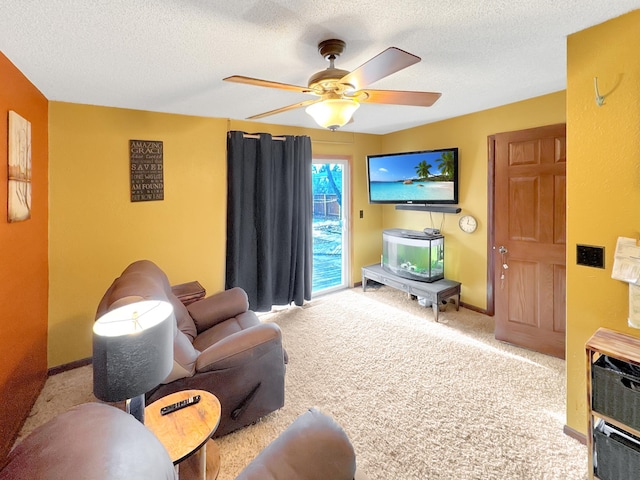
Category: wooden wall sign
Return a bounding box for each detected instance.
[7,111,32,222]
[130,139,164,202]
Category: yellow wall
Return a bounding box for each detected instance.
[48,94,567,366]
[48,104,380,367]
[565,9,640,434]
[47,92,575,377]
[380,92,567,309]
[49,104,227,366]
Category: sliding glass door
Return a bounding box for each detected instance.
[312,159,349,295]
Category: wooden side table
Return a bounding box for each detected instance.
[145,389,221,480]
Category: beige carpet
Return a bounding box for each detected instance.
[17,286,587,479]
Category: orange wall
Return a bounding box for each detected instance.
[0,52,49,465]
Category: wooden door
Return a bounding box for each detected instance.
[493,124,566,358]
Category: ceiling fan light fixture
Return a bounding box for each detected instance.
[306,98,359,131]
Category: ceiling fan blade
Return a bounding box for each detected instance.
[340,47,421,91]
[358,89,442,107]
[224,75,313,94]
[247,98,321,120]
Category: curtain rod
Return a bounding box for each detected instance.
[312,139,354,145]
[242,133,286,141]
[237,132,354,144]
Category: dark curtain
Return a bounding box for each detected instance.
[226,131,313,312]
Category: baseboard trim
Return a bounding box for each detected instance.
[48,357,92,376]
[459,301,487,315]
[563,424,586,445]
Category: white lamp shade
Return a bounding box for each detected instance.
[93,300,174,403]
[306,99,359,130]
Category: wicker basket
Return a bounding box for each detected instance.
[594,421,640,480]
[592,355,640,430]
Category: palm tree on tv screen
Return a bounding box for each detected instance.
[415,160,432,180]
[437,151,455,180]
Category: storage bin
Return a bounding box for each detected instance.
[594,421,640,480]
[592,355,640,430]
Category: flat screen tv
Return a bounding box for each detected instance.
[366,147,459,205]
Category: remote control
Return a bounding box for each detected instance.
[160,394,201,415]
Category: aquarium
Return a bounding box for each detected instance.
[382,229,444,283]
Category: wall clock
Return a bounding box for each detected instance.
[458,214,478,233]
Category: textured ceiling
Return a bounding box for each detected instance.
[1,1,639,134]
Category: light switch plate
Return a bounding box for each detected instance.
[576,244,605,268]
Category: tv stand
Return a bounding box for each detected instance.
[361,264,460,322]
[395,204,462,214]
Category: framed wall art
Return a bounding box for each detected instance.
[130,139,164,202]
[7,110,32,222]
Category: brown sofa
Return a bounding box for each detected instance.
[96,260,286,437]
[0,403,357,480]
[0,403,176,479]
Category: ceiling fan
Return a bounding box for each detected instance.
[223,39,441,131]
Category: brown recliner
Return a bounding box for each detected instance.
[96,259,286,437]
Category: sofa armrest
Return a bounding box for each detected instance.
[195,323,282,373]
[236,408,356,480]
[187,287,250,333]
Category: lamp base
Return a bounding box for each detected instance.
[126,394,146,423]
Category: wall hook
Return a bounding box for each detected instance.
[594,77,605,106]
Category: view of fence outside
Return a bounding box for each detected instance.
[312,164,344,293]
[313,194,340,218]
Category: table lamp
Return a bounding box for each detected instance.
[92,300,174,423]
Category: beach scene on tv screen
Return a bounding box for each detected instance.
[369,150,456,202]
